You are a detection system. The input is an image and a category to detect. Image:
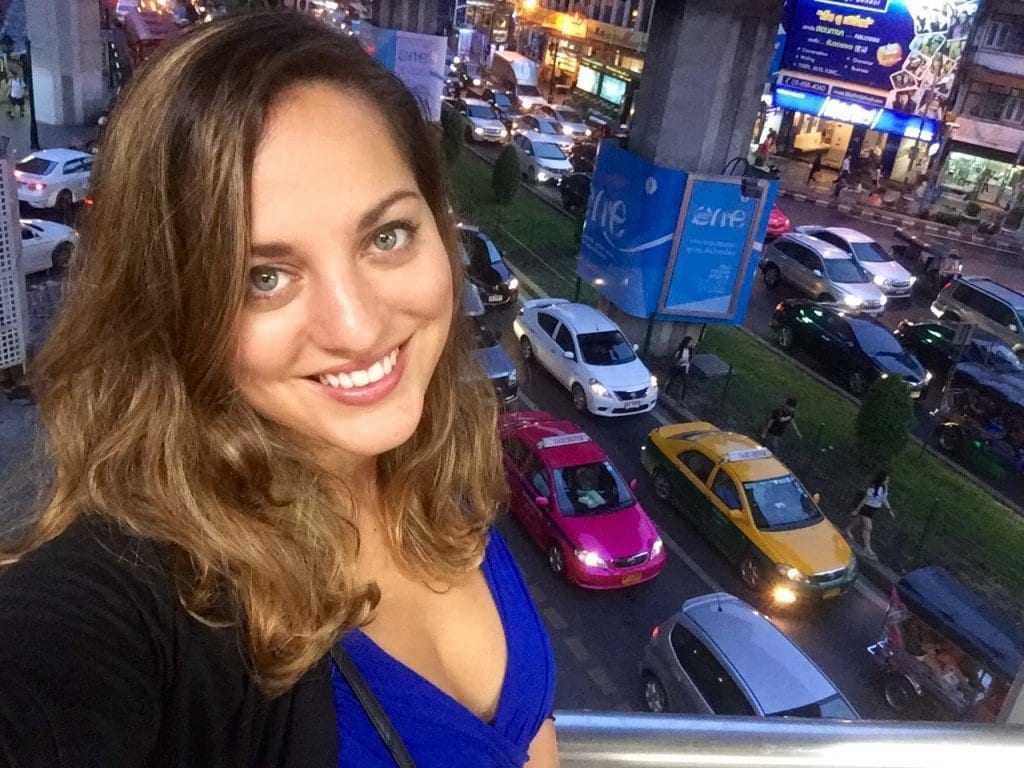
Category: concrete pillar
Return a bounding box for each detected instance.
[634,0,645,31]
[373,0,441,34]
[629,0,785,174]
[26,0,107,125]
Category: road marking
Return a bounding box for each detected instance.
[586,666,618,696]
[854,577,888,610]
[564,635,592,663]
[542,606,569,631]
[530,583,548,605]
[659,527,725,593]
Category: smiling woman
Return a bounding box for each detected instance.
[0,11,557,768]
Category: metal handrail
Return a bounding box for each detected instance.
[553,711,1024,768]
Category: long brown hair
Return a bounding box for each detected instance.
[5,11,505,696]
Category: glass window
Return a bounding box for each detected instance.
[773,693,858,719]
[680,450,716,484]
[475,323,499,349]
[535,119,561,135]
[577,65,599,95]
[517,84,541,97]
[555,108,583,123]
[577,330,637,365]
[823,258,868,283]
[849,320,904,355]
[533,142,567,160]
[529,467,551,498]
[466,104,498,119]
[523,116,538,130]
[669,624,755,716]
[552,462,633,516]
[20,228,34,240]
[599,75,627,106]
[743,476,823,530]
[711,471,742,510]
[554,325,575,354]
[537,311,559,337]
[849,241,892,263]
[62,160,81,175]
[15,158,55,176]
[811,231,846,251]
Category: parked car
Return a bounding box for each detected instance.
[458,224,519,307]
[15,148,94,211]
[533,104,591,140]
[516,114,575,151]
[473,323,519,404]
[498,411,665,588]
[771,301,929,397]
[894,320,1024,384]
[760,233,887,316]
[797,226,915,298]
[640,421,856,605]
[765,205,791,240]
[511,134,572,185]
[641,593,860,717]
[480,87,521,131]
[931,276,1024,354]
[513,298,658,416]
[558,172,591,213]
[567,142,597,174]
[450,97,508,144]
[19,219,78,275]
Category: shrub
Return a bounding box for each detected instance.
[930,211,962,227]
[856,376,914,471]
[965,201,982,218]
[492,144,520,205]
[440,109,465,166]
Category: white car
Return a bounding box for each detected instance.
[513,298,658,417]
[453,98,508,144]
[511,134,572,185]
[537,104,591,140]
[517,114,575,151]
[15,148,94,210]
[20,219,78,275]
[797,226,915,297]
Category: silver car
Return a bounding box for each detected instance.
[796,226,915,298]
[640,593,859,719]
[761,233,887,315]
[931,276,1024,352]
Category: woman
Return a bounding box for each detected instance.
[0,12,557,768]
[844,471,895,559]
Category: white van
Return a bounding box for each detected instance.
[490,51,546,111]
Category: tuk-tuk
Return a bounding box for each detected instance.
[868,566,1024,720]
[891,228,963,300]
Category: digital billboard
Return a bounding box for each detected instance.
[779,0,978,120]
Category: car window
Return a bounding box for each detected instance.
[951,282,974,303]
[552,462,633,516]
[15,158,55,175]
[984,296,1017,328]
[536,311,559,337]
[679,450,716,485]
[849,240,891,263]
[533,142,567,160]
[669,624,755,716]
[523,116,538,130]
[20,227,35,240]
[475,323,499,349]
[62,159,81,175]
[554,325,575,354]
[577,330,636,365]
[849,320,905,356]
[773,693,857,719]
[823,257,867,283]
[501,437,529,467]
[81,158,94,172]
[518,84,541,97]
[743,476,823,530]
[529,467,551,499]
[466,104,497,119]
[824,312,852,340]
[812,231,846,251]
[710,471,742,510]
[535,119,560,135]
[462,232,494,272]
[770,241,800,261]
[793,247,821,272]
[557,108,584,123]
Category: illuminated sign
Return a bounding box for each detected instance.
[537,433,591,449]
[772,85,936,140]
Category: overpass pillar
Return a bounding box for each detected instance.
[373,0,441,35]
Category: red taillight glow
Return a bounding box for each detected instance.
[84,196,94,206]
[651,625,660,639]
[29,183,46,191]
[775,303,784,312]
[942,280,953,292]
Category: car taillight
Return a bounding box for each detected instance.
[941,280,953,292]
[29,183,46,191]
[84,196,94,206]
[651,625,660,639]
[775,303,784,312]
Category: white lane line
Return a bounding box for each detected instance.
[586,666,618,696]
[542,606,569,631]
[854,577,889,610]
[564,635,592,663]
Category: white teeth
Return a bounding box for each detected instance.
[316,348,399,389]
[326,374,340,388]
[337,372,354,388]
[389,349,398,366]
[367,361,385,383]
[350,369,369,387]
[382,355,392,375]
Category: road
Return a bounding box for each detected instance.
[478,303,896,721]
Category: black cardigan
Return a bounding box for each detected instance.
[0,516,338,768]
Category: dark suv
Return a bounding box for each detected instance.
[931,277,1024,353]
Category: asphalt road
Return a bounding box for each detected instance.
[479,303,897,721]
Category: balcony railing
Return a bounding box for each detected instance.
[553,711,1024,768]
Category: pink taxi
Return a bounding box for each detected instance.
[498,411,666,589]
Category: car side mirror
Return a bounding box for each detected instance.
[562,350,575,360]
[1009,324,1018,333]
[812,492,821,505]
[525,149,533,156]
[534,495,549,507]
[629,478,638,491]
[812,269,823,277]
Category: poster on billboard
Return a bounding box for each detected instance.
[779,0,978,120]
[360,24,447,122]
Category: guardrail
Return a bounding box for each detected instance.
[553,711,1024,768]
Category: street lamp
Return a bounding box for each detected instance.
[0,34,39,151]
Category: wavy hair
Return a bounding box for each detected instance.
[3,11,505,696]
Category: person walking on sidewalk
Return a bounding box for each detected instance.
[845,471,894,559]
[667,336,694,398]
[8,73,25,119]
[807,152,823,186]
[758,396,801,451]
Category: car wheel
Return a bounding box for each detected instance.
[547,543,566,577]
[520,336,534,362]
[818,293,836,303]
[652,470,671,501]
[848,371,868,396]
[571,383,588,413]
[55,189,73,214]
[51,242,73,272]
[777,324,795,350]
[938,423,963,453]
[762,264,781,289]
[642,674,670,713]
[883,675,916,713]
[942,311,961,323]
[739,555,765,591]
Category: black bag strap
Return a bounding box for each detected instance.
[329,643,417,768]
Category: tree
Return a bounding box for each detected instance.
[492,144,520,206]
[440,108,465,166]
[855,375,914,471]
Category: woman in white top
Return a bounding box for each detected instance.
[844,471,894,559]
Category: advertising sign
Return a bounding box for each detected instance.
[577,143,776,323]
[779,0,978,120]
[361,25,447,122]
[772,85,937,140]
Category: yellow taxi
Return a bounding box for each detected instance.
[640,421,856,605]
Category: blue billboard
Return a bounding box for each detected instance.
[772,85,937,140]
[577,143,777,324]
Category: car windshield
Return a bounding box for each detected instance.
[578,330,637,365]
[494,93,512,107]
[533,142,567,160]
[518,85,541,96]
[743,476,822,530]
[973,341,1024,373]
[474,324,498,349]
[773,694,857,719]
[824,258,867,283]
[15,158,55,176]
[557,109,584,123]
[467,105,497,119]
[534,120,560,134]
[850,321,905,356]
[552,462,633,516]
[849,241,892,263]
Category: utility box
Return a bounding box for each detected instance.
[0,145,28,376]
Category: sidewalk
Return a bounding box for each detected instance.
[0,109,98,161]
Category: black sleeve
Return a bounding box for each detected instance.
[0,517,173,768]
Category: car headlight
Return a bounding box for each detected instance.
[842,294,864,308]
[511,120,518,130]
[473,77,482,86]
[776,563,809,583]
[585,128,592,136]
[562,125,573,135]
[474,126,484,135]
[508,277,519,290]
[499,128,508,137]
[650,374,658,388]
[508,368,518,384]
[925,370,933,383]
[879,294,888,306]
[651,537,664,557]
[536,170,549,181]
[575,549,607,568]
[453,56,461,64]
[588,378,609,397]
[909,276,917,286]
[873,274,887,287]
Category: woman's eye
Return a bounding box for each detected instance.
[248,266,288,297]
[371,223,414,252]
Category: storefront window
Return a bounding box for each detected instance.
[941,152,1019,206]
[599,74,627,105]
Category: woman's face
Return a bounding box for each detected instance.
[234,82,454,468]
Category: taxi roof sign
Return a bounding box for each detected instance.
[723,447,772,463]
[537,433,590,450]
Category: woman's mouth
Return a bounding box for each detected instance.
[306,344,407,406]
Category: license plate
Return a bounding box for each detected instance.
[823,587,841,599]
[624,400,644,410]
[622,573,642,586]
[911,390,922,399]
[488,294,503,302]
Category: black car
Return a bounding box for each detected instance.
[567,142,597,173]
[771,301,929,396]
[473,323,519,404]
[480,88,521,131]
[559,172,591,213]
[458,225,519,308]
[895,320,1024,384]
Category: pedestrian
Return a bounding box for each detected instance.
[667,335,694,397]
[7,72,25,119]
[758,396,801,451]
[844,471,895,559]
[806,151,823,186]
[833,155,851,198]
[756,128,777,165]
[0,13,558,768]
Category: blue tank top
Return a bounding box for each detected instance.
[330,530,556,767]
